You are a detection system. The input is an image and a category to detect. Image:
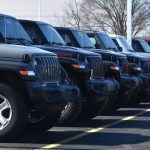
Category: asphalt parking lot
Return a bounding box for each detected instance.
[1,102,150,150]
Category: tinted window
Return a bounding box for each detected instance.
[89,37,97,45]
[57,30,77,47]
[0,17,32,42]
[0,17,5,38]
[132,41,143,52]
[39,24,65,45]
[87,33,102,49]
[119,37,134,51]
[72,30,95,48]
[139,40,150,52]
[97,33,118,50]
[112,39,120,48]
[21,23,46,44]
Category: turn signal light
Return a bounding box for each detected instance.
[110,66,119,71]
[19,70,35,76]
[72,64,85,69]
[133,67,141,71]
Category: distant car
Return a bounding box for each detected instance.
[141,38,150,47]
[110,34,150,59]
[132,39,150,53]
[145,39,150,46]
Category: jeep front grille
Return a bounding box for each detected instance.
[86,56,104,79]
[33,56,61,83]
[118,57,128,74]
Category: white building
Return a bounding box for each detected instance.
[0,0,64,25]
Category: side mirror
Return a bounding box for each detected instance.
[32,37,42,45]
[118,46,123,52]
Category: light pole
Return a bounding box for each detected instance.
[38,0,41,21]
[127,0,132,45]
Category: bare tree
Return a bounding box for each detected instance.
[131,0,150,35]
[60,0,83,29]
[60,0,150,36]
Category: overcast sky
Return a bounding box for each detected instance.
[0,0,65,26]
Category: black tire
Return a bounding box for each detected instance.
[57,97,82,125]
[0,83,28,141]
[57,71,82,125]
[27,109,62,132]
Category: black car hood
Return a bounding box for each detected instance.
[34,45,101,57]
[91,48,126,57]
[121,51,146,59]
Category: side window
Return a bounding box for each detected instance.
[132,41,143,52]
[89,36,100,49]
[112,39,120,48]
[58,30,75,47]
[0,17,4,42]
[22,24,45,44]
[89,37,96,45]
[5,18,20,38]
[26,25,39,39]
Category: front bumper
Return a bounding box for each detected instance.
[136,75,150,102]
[119,75,142,89]
[117,75,142,106]
[140,75,150,88]
[86,79,119,95]
[26,82,80,113]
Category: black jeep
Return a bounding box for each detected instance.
[86,31,150,103]
[0,14,79,141]
[55,28,143,108]
[19,20,119,123]
[132,39,150,53]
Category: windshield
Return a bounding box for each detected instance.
[119,36,134,51]
[0,17,32,43]
[39,24,66,45]
[72,30,95,48]
[139,40,150,52]
[97,33,118,50]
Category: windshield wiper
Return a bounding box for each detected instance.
[108,47,119,52]
[5,38,32,46]
[16,38,33,45]
[128,49,134,52]
[5,38,24,45]
[82,46,94,49]
[47,42,66,46]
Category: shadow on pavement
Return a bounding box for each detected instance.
[104,109,142,116]
[68,132,150,146]
[131,103,150,108]
[1,102,150,149]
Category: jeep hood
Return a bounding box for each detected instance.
[121,51,146,59]
[0,44,55,59]
[91,49,126,57]
[35,45,101,57]
[130,52,150,59]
